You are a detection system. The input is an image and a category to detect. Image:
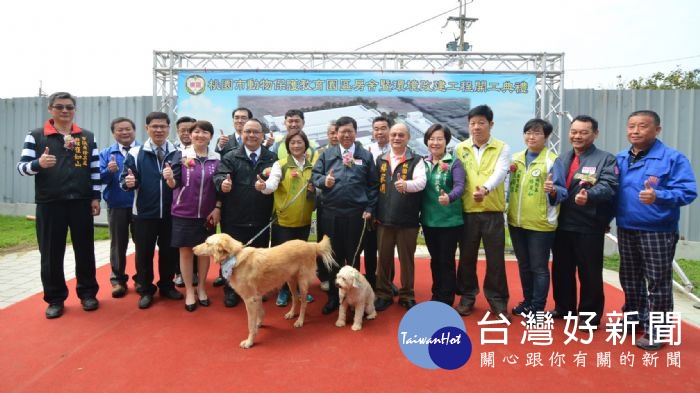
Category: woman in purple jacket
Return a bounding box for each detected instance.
[164,120,221,312]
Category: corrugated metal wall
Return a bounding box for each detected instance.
[1,91,698,240]
[1,96,154,204]
[562,89,700,242]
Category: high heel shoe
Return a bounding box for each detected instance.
[198,297,210,307]
[185,302,197,312]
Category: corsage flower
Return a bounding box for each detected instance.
[440,162,449,172]
[182,147,197,168]
[262,167,272,178]
[63,135,75,150]
[343,154,353,167]
[290,169,299,178]
[509,163,517,173]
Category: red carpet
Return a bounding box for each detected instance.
[1,255,698,393]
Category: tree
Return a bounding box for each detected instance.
[627,67,700,90]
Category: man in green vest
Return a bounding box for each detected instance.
[454,105,512,319]
[271,109,319,162]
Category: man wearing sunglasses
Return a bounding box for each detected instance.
[16,92,102,319]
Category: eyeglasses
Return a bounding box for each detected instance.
[51,104,75,111]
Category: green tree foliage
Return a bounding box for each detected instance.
[628,67,700,89]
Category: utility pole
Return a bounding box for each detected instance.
[445,0,478,68]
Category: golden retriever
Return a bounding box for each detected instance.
[335,265,377,331]
[193,233,336,348]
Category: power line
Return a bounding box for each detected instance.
[568,54,700,72]
[354,6,461,51]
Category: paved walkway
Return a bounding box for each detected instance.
[1,241,698,328]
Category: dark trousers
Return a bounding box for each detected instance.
[133,217,178,296]
[321,213,365,301]
[108,207,134,285]
[457,212,509,311]
[423,225,462,306]
[221,225,270,296]
[509,225,555,311]
[551,230,605,324]
[618,228,678,333]
[362,222,379,288]
[36,200,99,304]
[376,225,419,302]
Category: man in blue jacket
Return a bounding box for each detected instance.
[120,112,184,309]
[616,110,697,350]
[100,117,139,298]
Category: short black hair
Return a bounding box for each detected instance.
[110,117,136,132]
[372,115,393,127]
[571,115,599,132]
[629,110,661,126]
[285,109,305,120]
[48,92,76,107]
[423,123,452,146]
[523,118,553,137]
[467,105,494,122]
[335,116,357,131]
[176,116,196,127]
[284,131,310,153]
[232,107,253,119]
[146,111,170,125]
[191,120,214,135]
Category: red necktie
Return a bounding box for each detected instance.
[566,154,580,188]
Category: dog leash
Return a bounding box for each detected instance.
[243,181,310,247]
[351,218,368,264]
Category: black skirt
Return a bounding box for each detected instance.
[171,216,214,248]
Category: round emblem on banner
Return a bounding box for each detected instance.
[185,74,206,95]
[531,168,542,177]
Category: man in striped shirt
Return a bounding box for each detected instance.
[16,92,102,319]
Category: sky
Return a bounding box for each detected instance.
[1,0,698,99]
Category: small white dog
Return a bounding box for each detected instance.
[335,265,377,331]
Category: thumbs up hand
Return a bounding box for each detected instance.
[162,162,173,181]
[472,185,486,202]
[395,178,407,194]
[218,129,229,149]
[255,174,266,192]
[39,146,56,169]
[125,168,136,188]
[325,168,335,188]
[107,153,118,173]
[221,174,232,193]
[574,188,588,206]
[544,172,555,195]
[639,179,656,204]
[438,189,449,206]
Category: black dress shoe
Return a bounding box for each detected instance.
[224,291,240,307]
[398,299,417,310]
[161,288,184,300]
[213,276,226,287]
[138,295,154,309]
[322,299,339,315]
[391,283,399,297]
[548,309,566,319]
[198,298,210,307]
[185,302,197,312]
[45,302,64,319]
[374,298,393,312]
[81,297,99,311]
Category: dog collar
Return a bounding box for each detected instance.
[221,255,237,280]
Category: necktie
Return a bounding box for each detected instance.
[156,147,164,162]
[122,145,130,157]
[250,152,257,165]
[566,154,580,188]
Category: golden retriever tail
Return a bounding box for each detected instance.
[316,235,338,271]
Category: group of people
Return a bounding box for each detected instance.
[17,92,697,352]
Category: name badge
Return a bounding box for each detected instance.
[354,159,364,165]
[581,166,596,174]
